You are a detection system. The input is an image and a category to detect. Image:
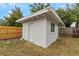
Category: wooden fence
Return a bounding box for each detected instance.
[59,28,79,37]
[0,26,22,40]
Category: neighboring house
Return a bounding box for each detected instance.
[70,22,76,27]
[70,21,79,37]
[71,21,79,28]
[16,7,64,48]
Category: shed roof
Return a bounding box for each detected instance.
[16,7,64,25]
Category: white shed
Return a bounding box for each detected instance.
[16,7,64,48]
[70,22,76,27]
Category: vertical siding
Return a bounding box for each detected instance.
[22,17,58,48]
[22,22,29,40]
[46,19,58,47]
[30,18,46,47]
[22,17,47,48]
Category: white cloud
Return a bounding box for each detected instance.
[0,3,19,8]
[0,3,7,8]
[0,3,27,8]
[0,3,5,6]
[8,10,12,14]
[52,3,67,10]
[7,3,18,6]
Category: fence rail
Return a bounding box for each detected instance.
[0,26,22,40]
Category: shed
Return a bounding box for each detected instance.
[16,7,64,48]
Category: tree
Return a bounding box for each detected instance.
[0,19,6,26]
[0,6,23,27]
[71,3,79,27]
[56,4,76,27]
[56,8,65,22]
[30,3,50,13]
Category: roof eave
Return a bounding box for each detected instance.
[49,9,64,25]
[16,7,64,25]
[16,9,49,23]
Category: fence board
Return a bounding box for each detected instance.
[59,28,79,37]
[0,26,22,40]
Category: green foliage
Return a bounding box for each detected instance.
[0,6,23,27]
[56,3,79,27]
[30,3,50,13]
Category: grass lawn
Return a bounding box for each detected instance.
[0,37,79,56]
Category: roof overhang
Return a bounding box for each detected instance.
[16,7,64,25]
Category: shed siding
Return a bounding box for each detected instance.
[22,17,47,48]
[22,23,29,40]
[22,17,58,48]
[46,19,58,47]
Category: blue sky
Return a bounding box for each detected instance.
[0,3,69,19]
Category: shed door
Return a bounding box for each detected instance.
[28,23,33,42]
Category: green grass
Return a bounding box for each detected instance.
[0,37,79,56]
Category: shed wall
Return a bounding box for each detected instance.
[46,19,58,47]
[22,17,47,47]
[22,16,58,48]
[22,23,29,40]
